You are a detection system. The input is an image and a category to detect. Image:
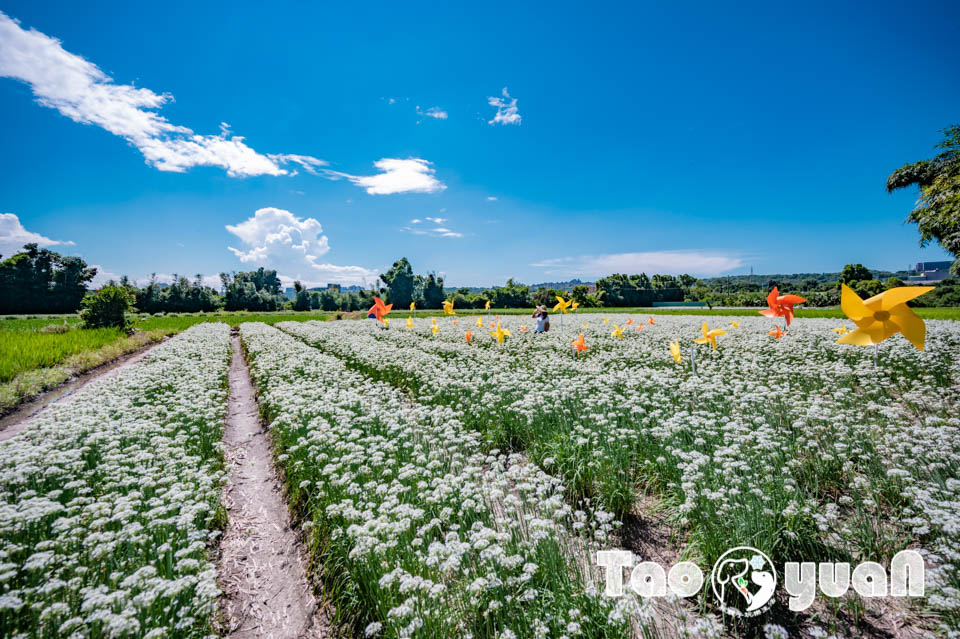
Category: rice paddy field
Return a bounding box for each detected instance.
[0,312,958,638]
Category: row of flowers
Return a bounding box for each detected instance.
[0,323,232,638]
[278,315,960,633]
[238,322,713,639]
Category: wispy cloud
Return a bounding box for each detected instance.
[488,87,521,125]
[326,158,446,195]
[486,196,498,201]
[0,212,74,256]
[401,216,463,238]
[226,207,378,285]
[531,250,744,277]
[416,106,448,121]
[0,11,324,177]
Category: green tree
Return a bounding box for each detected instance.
[887,125,960,257]
[839,264,872,285]
[0,244,97,314]
[484,278,531,308]
[292,281,311,311]
[81,285,132,329]
[419,273,445,309]
[380,258,415,308]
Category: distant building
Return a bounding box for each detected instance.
[907,261,954,284]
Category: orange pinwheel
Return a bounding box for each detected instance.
[768,325,787,339]
[760,287,806,326]
[571,333,589,356]
[626,318,634,325]
[465,329,473,343]
[368,296,393,323]
[635,325,643,332]
[452,318,458,326]
[648,316,655,325]
[520,324,528,332]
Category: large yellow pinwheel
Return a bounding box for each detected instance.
[836,284,934,351]
[553,296,572,314]
[489,321,511,344]
[442,299,456,315]
[693,321,727,351]
[611,324,624,339]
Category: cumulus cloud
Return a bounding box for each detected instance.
[0,212,75,256]
[401,216,463,238]
[488,87,521,125]
[0,12,325,177]
[531,250,744,277]
[326,158,446,195]
[416,106,448,121]
[226,207,378,285]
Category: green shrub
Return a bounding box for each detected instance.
[80,286,134,329]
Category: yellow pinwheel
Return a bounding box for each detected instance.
[442,299,456,315]
[431,324,440,335]
[572,301,580,310]
[836,284,934,351]
[832,323,849,335]
[730,320,740,328]
[383,318,390,328]
[431,317,437,326]
[476,317,483,327]
[406,317,413,329]
[693,321,727,351]
[603,317,610,324]
[489,321,511,344]
[553,296,572,314]
[611,324,624,339]
[485,300,491,311]
[670,341,682,364]
[409,301,416,311]
[581,322,588,329]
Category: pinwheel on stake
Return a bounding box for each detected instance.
[611,325,624,339]
[832,324,849,335]
[431,324,440,336]
[760,286,806,328]
[368,297,393,324]
[476,317,483,328]
[648,316,655,325]
[693,321,726,351]
[571,333,588,357]
[768,325,787,339]
[836,283,935,363]
[465,329,473,343]
[730,320,740,328]
[406,317,414,329]
[442,299,456,315]
[670,341,682,364]
[490,321,511,344]
[553,296,572,332]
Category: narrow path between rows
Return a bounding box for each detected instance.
[217,334,330,639]
[0,338,165,441]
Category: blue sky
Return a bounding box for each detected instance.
[0,1,957,288]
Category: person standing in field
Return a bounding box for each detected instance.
[533,305,550,333]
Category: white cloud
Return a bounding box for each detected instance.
[401,216,463,238]
[486,196,498,201]
[488,87,521,125]
[0,12,325,177]
[225,207,377,285]
[326,158,446,195]
[0,212,75,257]
[416,106,448,121]
[531,250,744,277]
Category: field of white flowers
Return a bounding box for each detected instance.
[0,323,231,638]
[276,314,960,637]
[1,314,957,638]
